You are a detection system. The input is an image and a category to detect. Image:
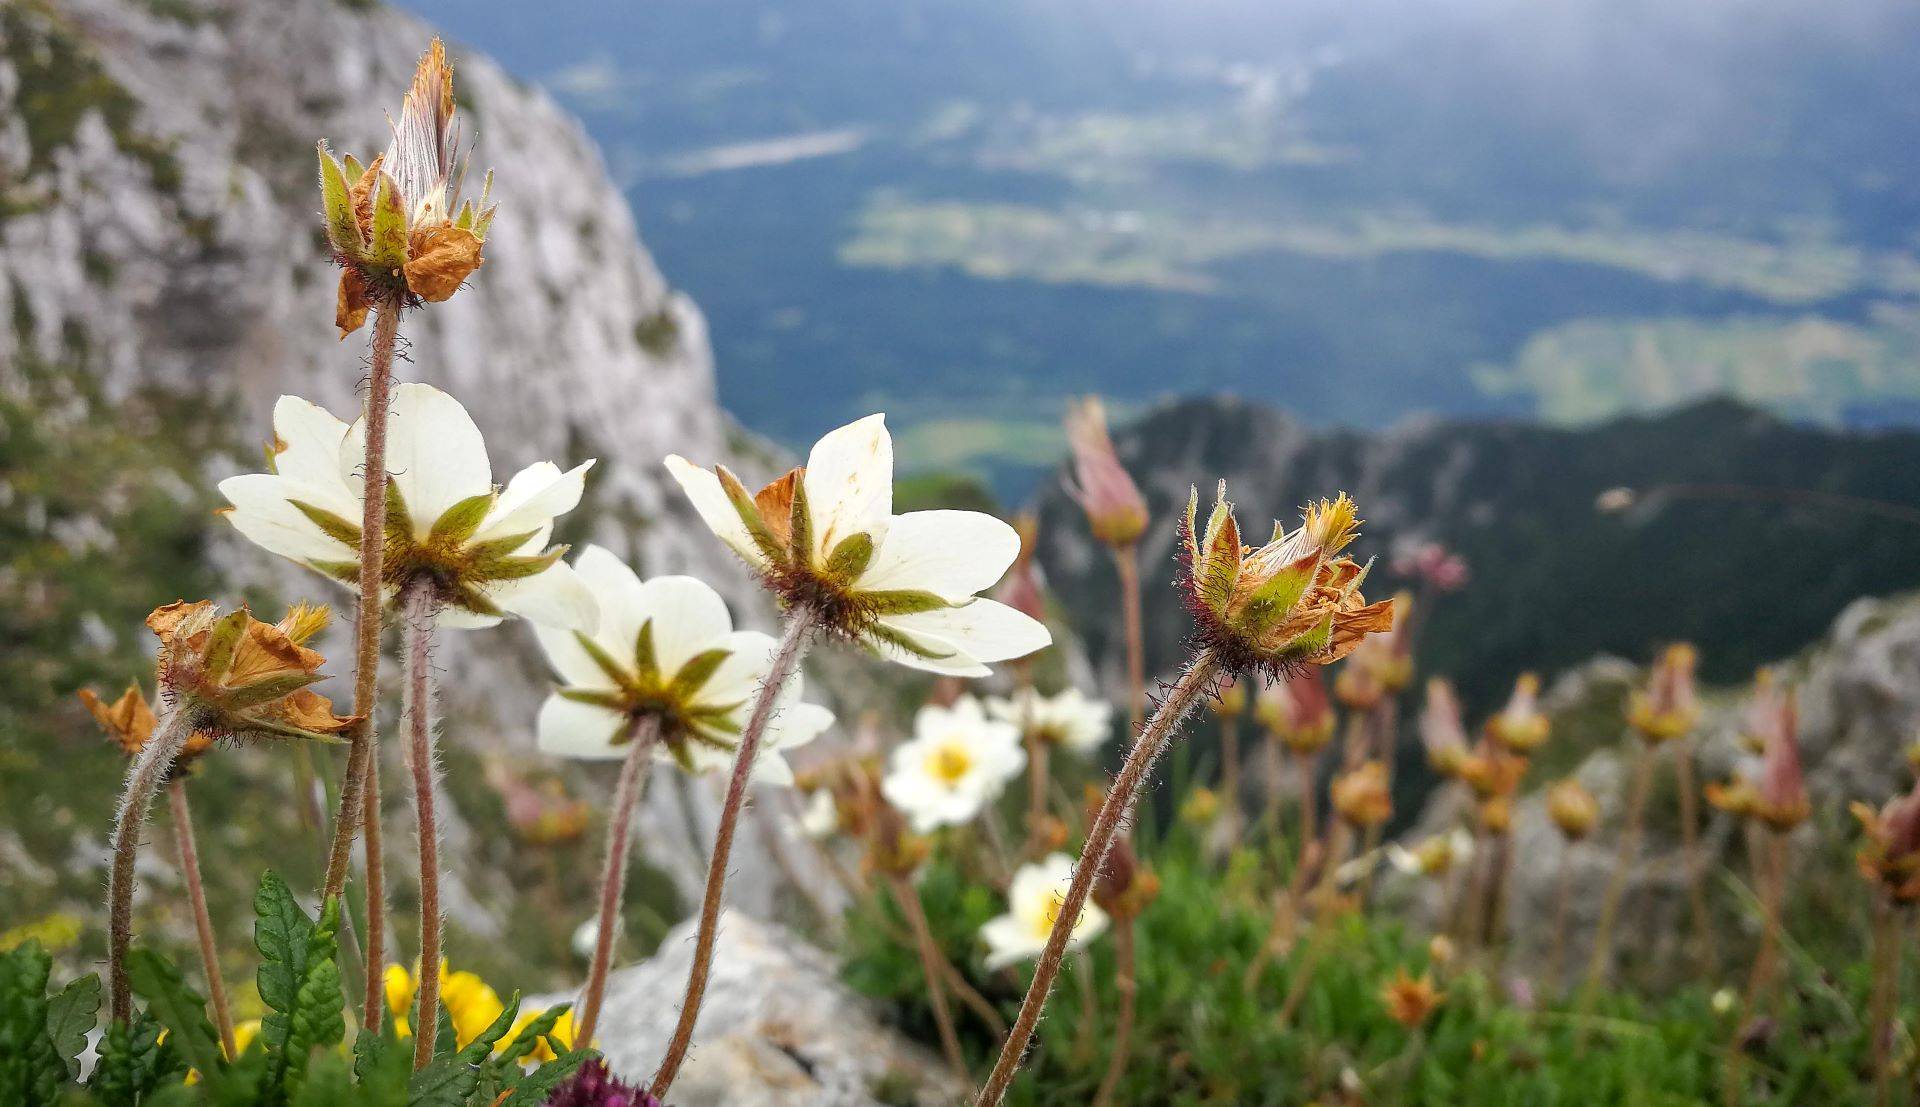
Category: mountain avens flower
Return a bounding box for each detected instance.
[1629,643,1699,743]
[883,696,1027,833]
[321,39,495,337]
[1711,680,1810,832]
[1486,672,1550,754]
[1855,785,1920,902]
[982,853,1110,970]
[219,384,596,630]
[1331,760,1393,829]
[987,687,1114,756]
[1180,484,1394,677]
[1064,397,1150,550]
[666,413,1049,675]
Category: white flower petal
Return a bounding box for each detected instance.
[476,459,595,542]
[534,622,620,690]
[635,575,734,676]
[857,510,1021,600]
[218,474,354,564]
[866,624,992,678]
[481,560,598,631]
[698,630,782,708]
[537,694,628,760]
[664,455,768,568]
[803,414,892,558]
[749,752,795,787]
[438,606,504,630]
[877,599,1050,666]
[565,545,647,659]
[347,383,491,536]
[980,915,1041,970]
[269,395,354,490]
[766,701,835,753]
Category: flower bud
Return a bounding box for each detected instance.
[1420,678,1470,778]
[1629,644,1699,744]
[1546,778,1599,840]
[1064,398,1150,549]
[1257,668,1337,754]
[1486,673,1549,754]
[1331,761,1392,829]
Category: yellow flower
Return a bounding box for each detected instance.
[1,913,83,954]
[384,961,503,1048]
[1330,761,1392,829]
[508,1005,580,1062]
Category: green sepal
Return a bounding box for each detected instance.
[823,532,874,582]
[310,559,362,584]
[367,170,409,272]
[1182,486,1200,565]
[556,687,626,710]
[668,646,732,700]
[200,609,252,683]
[288,500,362,548]
[220,670,324,712]
[715,465,787,565]
[428,491,497,547]
[473,546,566,582]
[382,478,414,543]
[573,631,634,691]
[866,622,958,662]
[463,527,541,562]
[1237,553,1319,640]
[860,589,953,617]
[341,153,365,182]
[449,584,505,618]
[317,144,362,257]
[633,619,660,685]
[1196,491,1241,617]
[787,477,814,566]
[1276,615,1335,661]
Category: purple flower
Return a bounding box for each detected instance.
[544,1060,662,1107]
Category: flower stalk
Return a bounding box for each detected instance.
[1585,738,1656,994]
[576,715,663,1049]
[167,778,236,1057]
[1673,735,1716,973]
[651,609,820,1098]
[1091,917,1139,1107]
[1870,893,1903,1107]
[106,707,200,1023]
[1113,545,1147,734]
[974,651,1221,1107]
[888,871,968,1075]
[403,581,444,1071]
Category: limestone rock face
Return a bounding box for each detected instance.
[543,912,966,1107]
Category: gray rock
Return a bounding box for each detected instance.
[543,911,966,1107]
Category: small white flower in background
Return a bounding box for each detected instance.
[218,383,597,630]
[987,687,1114,756]
[571,917,611,962]
[665,414,1051,675]
[980,853,1109,970]
[881,696,1026,833]
[1386,828,1476,877]
[800,788,841,839]
[533,546,834,785]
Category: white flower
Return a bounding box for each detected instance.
[571,917,610,961]
[665,414,1051,676]
[980,853,1109,970]
[532,546,834,785]
[987,687,1114,756]
[218,383,597,630]
[1386,828,1475,876]
[881,697,1026,833]
[800,788,841,839]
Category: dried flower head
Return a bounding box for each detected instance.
[143,600,354,745]
[1486,672,1550,754]
[320,39,496,337]
[1420,678,1470,777]
[1457,742,1528,803]
[534,548,832,781]
[1854,784,1920,902]
[981,853,1110,969]
[1091,836,1161,921]
[1063,397,1149,549]
[1256,668,1337,754]
[78,684,217,776]
[1181,484,1395,678]
[667,415,1049,675]
[1331,760,1393,829]
[1333,654,1386,713]
[1380,968,1444,1028]
[1629,644,1699,744]
[1546,778,1599,840]
[487,765,592,848]
[1388,829,1473,877]
[220,386,597,631]
[1345,591,1416,698]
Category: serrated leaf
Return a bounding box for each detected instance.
[860,589,953,617]
[493,1004,567,1065]
[283,898,344,1096]
[668,647,731,700]
[126,948,223,1087]
[289,500,362,547]
[45,972,99,1079]
[253,871,319,1102]
[427,491,496,547]
[0,941,64,1106]
[501,1050,592,1106]
[91,1009,183,1107]
[407,994,521,1106]
[823,532,873,582]
[318,145,363,257]
[368,171,409,272]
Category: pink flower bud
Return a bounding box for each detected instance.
[1064,397,1149,549]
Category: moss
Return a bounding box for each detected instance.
[633,306,681,358]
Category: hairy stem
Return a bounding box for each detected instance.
[974,651,1220,1107]
[402,582,442,1071]
[1545,839,1575,996]
[324,301,399,1028]
[1092,917,1139,1107]
[167,779,235,1057]
[1870,894,1903,1107]
[1673,737,1716,974]
[361,753,388,1029]
[889,872,967,1076]
[652,609,818,1097]
[1112,544,1146,735]
[1585,739,1655,995]
[577,715,662,1048]
[107,709,198,1023]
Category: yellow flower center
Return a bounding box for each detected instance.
[1032,893,1067,938]
[927,741,974,787]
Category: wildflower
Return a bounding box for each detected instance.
[1486,673,1550,754]
[1257,668,1336,754]
[507,1005,579,1062]
[144,601,355,744]
[1344,591,1416,698]
[78,683,215,776]
[1387,829,1473,877]
[1546,779,1599,840]
[1179,484,1395,677]
[533,547,832,781]
[987,687,1114,756]
[981,853,1110,970]
[1180,786,1221,825]
[1420,678,1470,777]
[1629,644,1699,743]
[1458,743,1528,803]
[1427,934,1457,969]
[545,1059,662,1107]
[1331,761,1392,829]
[1854,784,1920,902]
[1380,968,1443,1028]
[320,39,495,337]
[882,696,1026,832]
[1063,397,1149,549]
[1393,540,1470,593]
[1091,836,1161,922]
[384,961,505,1046]
[219,385,597,630]
[665,414,1049,675]
[1711,988,1738,1015]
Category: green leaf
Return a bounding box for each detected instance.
[668,647,732,700]
[289,500,362,547]
[367,170,409,272]
[91,1009,184,1107]
[493,1003,568,1065]
[823,532,874,582]
[859,589,953,617]
[427,491,496,547]
[126,948,223,1087]
[45,972,99,1079]
[318,144,363,257]
[254,870,320,1101]
[0,941,64,1106]
[501,1050,593,1106]
[407,994,521,1107]
[284,898,345,1094]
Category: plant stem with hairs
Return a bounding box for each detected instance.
[1092,917,1139,1107]
[322,301,399,1030]
[1546,838,1576,995]
[888,872,967,1076]
[1585,740,1655,995]
[167,779,235,1057]
[362,754,387,1028]
[652,610,819,1098]
[576,715,662,1048]
[1673,738,1716,974]
[975,652,1221,1107]
[1870,893,1903,1107]
[1112,545,1146,733]
[401,581,443,1072]
[106,708,199,1023]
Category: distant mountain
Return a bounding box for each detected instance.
[405,0,1920,485]
[1033,397,1920,708]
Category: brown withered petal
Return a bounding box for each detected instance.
[277,687,357,736]
[1381,969,1443,1028]
[227,618,326,688]
[79,685,158,757]
[402,223,484,303]
[348,155,384,239]
[336,269,372,338]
